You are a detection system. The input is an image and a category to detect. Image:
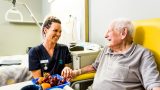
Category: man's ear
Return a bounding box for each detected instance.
[121,27,128,39]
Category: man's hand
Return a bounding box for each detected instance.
[72,69,82,77]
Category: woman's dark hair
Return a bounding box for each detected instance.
[42,16,61,29]
[41,16,61,39]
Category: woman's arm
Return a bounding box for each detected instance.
[65,63,72,68]
[31,69,41,78]
[153,87,160,90]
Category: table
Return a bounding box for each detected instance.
[0,81,33,90]
[0,81,74,90]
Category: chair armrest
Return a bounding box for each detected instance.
[71,72,95,82]
[70,78,93,88]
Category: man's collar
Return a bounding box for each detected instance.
[105,43,136,57]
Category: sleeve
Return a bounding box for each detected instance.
[140,49,160,90]
[92,47,106,70]
[64,46,72,64]
[28,47,41,71]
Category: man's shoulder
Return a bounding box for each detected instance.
[135,44,148,51]
[134,43,153,55]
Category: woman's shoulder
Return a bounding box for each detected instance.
[28,44,42,53]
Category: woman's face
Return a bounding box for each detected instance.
[44,22,62,44]
[105,26,123,48]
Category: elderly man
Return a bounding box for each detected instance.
[62,18,160,90]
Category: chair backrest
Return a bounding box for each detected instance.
[133,18,160,70]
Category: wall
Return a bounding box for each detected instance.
[0,0,84,55]
[0,0,42,56]
[2,0,160,55]
[42,0,86,45]
[89,0,160,46]
[42,0,51,18]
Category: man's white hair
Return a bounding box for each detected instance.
[109,18,134,36]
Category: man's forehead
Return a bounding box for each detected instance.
[107,24,114,30]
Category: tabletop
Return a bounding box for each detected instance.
[0,81,33,90]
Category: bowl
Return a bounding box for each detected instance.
[21,85,41,90]
[32,74,70,90]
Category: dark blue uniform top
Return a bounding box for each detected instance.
[28,43,72,76]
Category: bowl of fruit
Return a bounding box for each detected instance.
[32,73,70,90]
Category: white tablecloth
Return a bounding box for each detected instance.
[0,81,74,90]
[0,81,33,90]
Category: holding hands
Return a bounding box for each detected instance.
[61,67,82,81]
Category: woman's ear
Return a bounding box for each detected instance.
[121,27,128,39]
[43,28,48,34]
[43,27,48,37]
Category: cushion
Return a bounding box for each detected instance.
[133,18,160,70]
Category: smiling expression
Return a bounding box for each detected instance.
[105,25,124,48]
[44,22,62,44]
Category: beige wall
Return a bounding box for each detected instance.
[89,0,160,46]
[0,0,42,56]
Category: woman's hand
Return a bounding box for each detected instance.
[61,67,73,81]
[61,67,82,81]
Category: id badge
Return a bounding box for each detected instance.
[40,59,49,64]
[40,59,49,70]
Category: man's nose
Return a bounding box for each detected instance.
[105,32,108,38]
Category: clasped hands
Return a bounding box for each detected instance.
[61,67,81,81]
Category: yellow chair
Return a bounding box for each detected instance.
[71,18,160,90]
[70,72,95,88]
[133,18,160,71]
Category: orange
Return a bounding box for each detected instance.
[41,83,51,90]
[38,77,44,84]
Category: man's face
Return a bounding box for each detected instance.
[105,26,123,48]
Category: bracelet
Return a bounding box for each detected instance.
[77,69,82,75]
[74,69,82,76]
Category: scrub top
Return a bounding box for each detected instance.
[29,43,72,76]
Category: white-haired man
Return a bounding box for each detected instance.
[62,18,160,90]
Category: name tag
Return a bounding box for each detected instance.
[40,59,49,64]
